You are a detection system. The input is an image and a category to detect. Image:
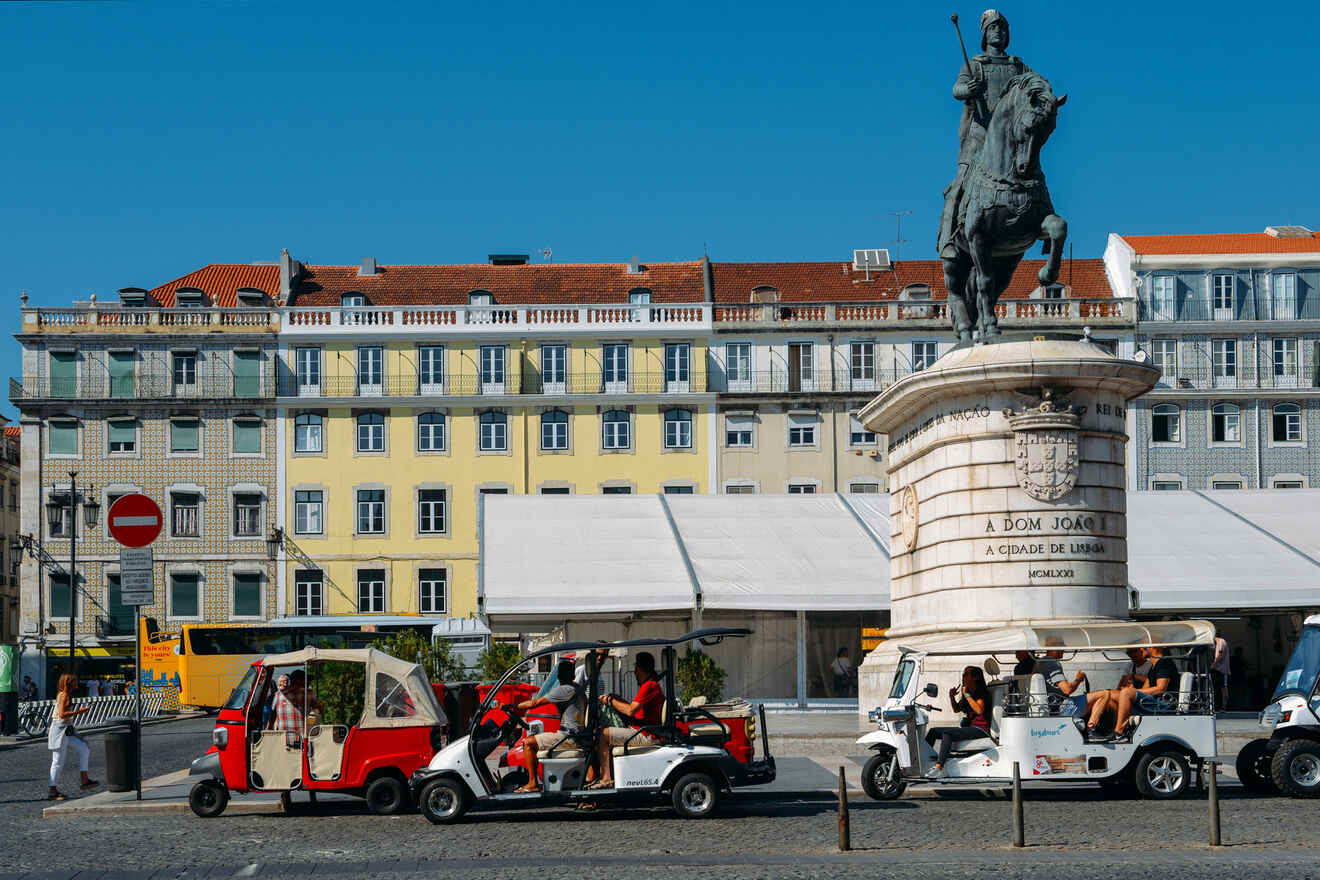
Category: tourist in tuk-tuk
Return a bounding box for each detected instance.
[925,666,990,775]
[510,660,585,793]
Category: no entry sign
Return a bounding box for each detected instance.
[107,494,163,547]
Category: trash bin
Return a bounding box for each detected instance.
[104,718,139,792]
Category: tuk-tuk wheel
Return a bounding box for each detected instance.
[1134,750,1189,799]
[1271,740,1320,798]
[419,777,468,825]
[671,772,719,819]
[1235,738,1278,795]
[189,780,229,818]
[365,775,409,815]
[861,750,907,800]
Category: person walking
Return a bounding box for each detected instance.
[48,673,98,800]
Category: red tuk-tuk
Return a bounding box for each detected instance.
[188,647,447,817]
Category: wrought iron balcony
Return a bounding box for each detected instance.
[276,371,711,399]
[711,368,918,395]
[9,373,275,403]
[1148,366,1320,392]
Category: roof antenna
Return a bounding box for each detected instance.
[884,210,912,264]
[540,247,553,264]
[703,241,709,258]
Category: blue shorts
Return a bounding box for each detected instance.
[1135,692,1168,713]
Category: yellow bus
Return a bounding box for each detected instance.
[170,614,490,709]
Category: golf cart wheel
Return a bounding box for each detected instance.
[862,750,907,800]
[1271,739,1320,798]
[671,772,720,819]
[1235,738,1278,795]
[364,775,409,815]
[1134,750,1190,799]
[419,777,468,825]
[188,780,230,818]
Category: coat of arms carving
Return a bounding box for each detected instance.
[1001,387,1085,502]
[897,485,919,552]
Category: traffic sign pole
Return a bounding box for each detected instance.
[135,605,142,802]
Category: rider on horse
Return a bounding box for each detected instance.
[938,9,1031,261]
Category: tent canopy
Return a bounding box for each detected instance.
[902,620,1216,656]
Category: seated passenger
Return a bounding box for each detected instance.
[1084,647,1148,735]
[512,659,584,793]
[590,651,665,789]
[925,666,991,776]
[1034,639,1088,714]
[1109,646,1178,737]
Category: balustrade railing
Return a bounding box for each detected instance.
[23,307,278,332]
[714,297,1130,327]
[284,303,712,333]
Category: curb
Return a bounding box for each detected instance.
[0,711,207,749]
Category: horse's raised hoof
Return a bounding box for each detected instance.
[1038,267,1058,285]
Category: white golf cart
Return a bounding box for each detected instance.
[1236,614,1320,797]
[410,627,775,823]
[858,620,1218,800]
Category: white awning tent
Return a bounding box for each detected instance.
[1126,490,1320,612]
[481,494,891,625]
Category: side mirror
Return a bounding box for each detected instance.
[924,682,939,698]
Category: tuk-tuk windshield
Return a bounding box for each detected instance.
[1273,625,1320,702]
[889,659,915,700]
[222,666,259,711]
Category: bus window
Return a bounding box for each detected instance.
[187,628,297,656]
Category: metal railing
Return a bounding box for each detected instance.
[1001,682,1215,718]
[10,374,275,402]
[714,368,918,394]
[714,297,1132,328]
[1150,367,1319,392]
[278,371,710,398]
[285,303,712,334]
[16,693,166,737]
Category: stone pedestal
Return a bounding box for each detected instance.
[856,337,1159,715]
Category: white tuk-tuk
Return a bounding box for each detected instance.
[858,620,1218,800]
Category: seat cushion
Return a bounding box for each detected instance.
[950,737,996,753]
[612,745,662,757]
[543,747,584,758]
[687,723,726,736]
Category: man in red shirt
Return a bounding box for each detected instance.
[591,651,665,788]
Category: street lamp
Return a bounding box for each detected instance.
[47,472,98,684]
[265,526,283,561]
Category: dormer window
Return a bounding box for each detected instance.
[1042,284,1066,299]
[175,287,205,308]
[341,293,366,308]
[750,286,779,304]
[118,287,147,308]
[628,288,653,305]
[468,290,494,306]
[900,284,932,300]
[236,287,267,306]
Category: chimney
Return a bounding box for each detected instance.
[627,254,642,274]
[359,257,380,276]
[279,249,303,300]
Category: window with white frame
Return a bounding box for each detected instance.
[356,489,386,534]
[1042,284,1065,299]
[725,343,752,387]
[788,414,817,447]
[726,414,754,448]
[172,351,197,394]
[419,568,446,613]
[232,572,262,618]
[418,488,446,534]
[602,410,630,450]
[1272,403,1302,443]
[1274,479,1304,489]
[601,485,632,495]
[602,343,628,391]
[341,293,365,308]
[357,569,385,613]
[628,288,652,305]
[1151,339,1177,382]
[233,417,262,454]
[1151,480,1183,490]
[725,484,755,495]
[49,418,78,456]
[295,571,324,616]
[479,411,508,451]
[170,417,199,454]
[848,481,882,494]
[107,418,136,454]
[787,483,817,494]
[417,412,446,451]
[664,343,690,391]
[468,290,493,306]
[850,342,875,383]
[171,492,200,538]
[295,347,320,395]
[294,413,323,453]
[233,493,262,537]
[1150,275,1175,320]
[1211,339,1236,387]
[1151,404,1181,443]
[1272,273,1297,319]
[357,346,383,394]
[294,490,323,535]
[1212,480,1243,490]
[849,415,876,446]
[787,343,814,391]
[1273,338,1299,386]
[541,344,566,391]
[1211,403,1241,443]
[663,484,695,494]
[911,341,939,372]
[357,412,385,452]
[169,572,201,619]
[664,409,693,449]
[418,346,444,393]
[1213,274,1234,318]
[541,409,568,450]
[480,345,506,392]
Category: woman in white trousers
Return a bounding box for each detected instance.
[48,673,98,800]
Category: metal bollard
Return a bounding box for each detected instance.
[1208,760,1221,846]
[1012,761,1024,848]
[838,765,851,852]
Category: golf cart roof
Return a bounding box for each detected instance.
[1307,615,1320,628]
[525,626,752,664]
[901,620,1216,656]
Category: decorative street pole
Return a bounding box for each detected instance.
[46,471,99,685]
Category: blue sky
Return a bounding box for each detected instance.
[2,0,1318,411]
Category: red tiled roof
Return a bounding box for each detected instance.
[287,262,706,307]
[1121,233,1320,256]
[148,264,280,308]
[710,258,1112,302]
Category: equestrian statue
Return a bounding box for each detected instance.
[938,10,1068,342]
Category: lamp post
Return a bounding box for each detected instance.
[46,472,99,685]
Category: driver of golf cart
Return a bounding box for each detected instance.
[593,651,664,788]
[510,660,585,794]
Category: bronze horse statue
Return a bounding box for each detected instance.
[942,71,1068,342]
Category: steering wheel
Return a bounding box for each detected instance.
[500,707,529,747]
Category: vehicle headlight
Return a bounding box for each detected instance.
[212,726,228,748]
[1261,705,1281,728]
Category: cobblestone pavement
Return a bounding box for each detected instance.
[1,717,1315,879]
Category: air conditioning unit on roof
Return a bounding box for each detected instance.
[853,249,891,272]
